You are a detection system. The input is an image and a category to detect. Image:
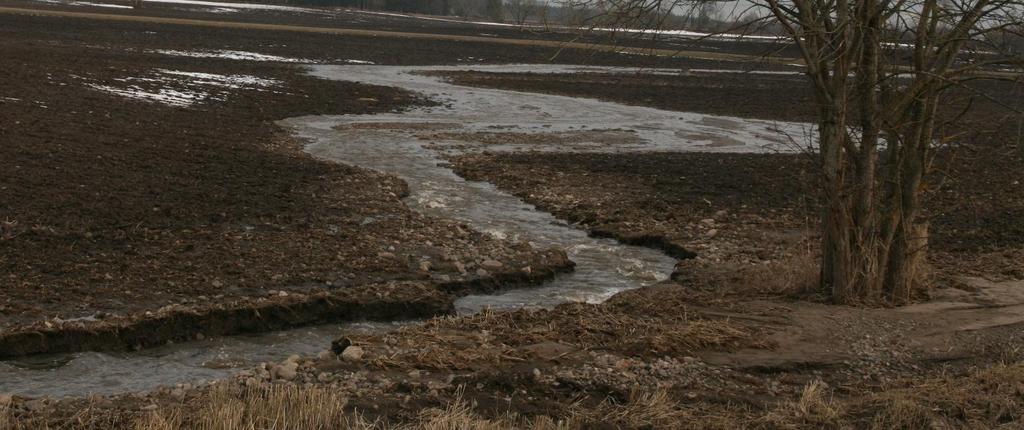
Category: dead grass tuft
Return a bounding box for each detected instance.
[854,362,1024,429]
[135,383,349,430]
[587,389,685,429]
[0,405,11,430]
[376,304,765,370]
[745,249,820,296]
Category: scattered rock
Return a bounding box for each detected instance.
[23,399,45,412]
[273,362,299,381]
[170,388,186,401]
[481,259,504,270]
[341,346,365,362]
[331,337,353,355]
[317,350,336,361]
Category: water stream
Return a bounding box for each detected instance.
[0,64,805,399]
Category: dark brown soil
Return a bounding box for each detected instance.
[442,71,1024,267]
[0,13,578,347]
[2,8,1024,429]
[0,0,807,60]
[442,70,819,122]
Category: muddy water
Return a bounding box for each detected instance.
[0,322,407,398]
[0,64,805,399]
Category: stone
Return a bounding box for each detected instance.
[341,346,365,362]
[520,342,577,361]
[317,350,336,361]
[274,362,299,381]
[170,388,186,401]
[23,399,45,412]
[700,218,716,226]
[475,268,489,277]
[331,337,353,355]
[704,229,718,238]
[481,259,504,270]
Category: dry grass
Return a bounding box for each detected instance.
[130,384,687,430]
[1,405,11,430]
[135,383,350,430]
[743,248,820,296]
[11,362,1024,429]
[374,304,766,370]
[758,362,1024,429]
[760,380,843,429]
[852,362,1024,429]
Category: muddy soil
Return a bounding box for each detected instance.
[0,14,582,353]
[443,70,1024,279]
[8,276,1024,428]
[0,0,807,59]
[3,8,1024,430]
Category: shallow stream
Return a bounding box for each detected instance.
[0,64,805,398]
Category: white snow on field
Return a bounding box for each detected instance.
[87,84,203,107]
[87,69,280,107]
[352,9,784,42]
[157,69,281,88]
[1,97,23,103]
[141,0,314,12]
[690,68,803,76]
[344,59,375,65]
[152,49,315,63]
[31,0,134,8]
[74,1,133,8]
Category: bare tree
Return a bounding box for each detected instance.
[508,0,540,25]
[574,0,1024,304]
[486,0,505,21]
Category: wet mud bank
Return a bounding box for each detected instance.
[0,250,573,359]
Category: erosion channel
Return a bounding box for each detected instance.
[0,64,808,399]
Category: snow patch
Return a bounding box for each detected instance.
[157,69,281,88]
[86,69,280,107]
[352,9,784,42]
[689,68,803,76]
[86,84,203,107]
[151,49,316,63]
[142,0,314,12]
[30,0,134,8]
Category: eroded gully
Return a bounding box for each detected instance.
[0,64,808,398]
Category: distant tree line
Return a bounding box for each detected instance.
[273,0,803,36]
